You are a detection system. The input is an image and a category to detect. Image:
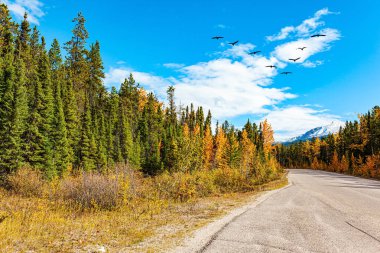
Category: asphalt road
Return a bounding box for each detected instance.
[201,169,380,253]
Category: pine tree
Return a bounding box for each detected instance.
[106,87,119,164]
[0,49,27,177]
[64,12,89,110]
[51,71,69,174]
[226,128,240,169]
[139,93,163,174]
[167,85,177,128]
[36,37,55,175]
[176,123,192,172]
[62,70,79,165]
[87,41,104,108]
[78,98,97,171]
[15,13,31,60]
[49,40,69,174]
[94,109,107,170]
[0,4,16,57]
[119,102,137,165]
[48,39,62,71]
[23,64,47,172]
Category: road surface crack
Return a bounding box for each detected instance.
[345,221,380,243]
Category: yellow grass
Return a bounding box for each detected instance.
[0,169,287,252]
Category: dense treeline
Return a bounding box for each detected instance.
[276,106,380,179]
[0,5,281,182]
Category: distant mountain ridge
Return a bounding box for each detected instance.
[282,121,343,144]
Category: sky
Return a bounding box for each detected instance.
[2,0,380,141]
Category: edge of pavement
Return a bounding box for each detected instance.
[168,177,293,253]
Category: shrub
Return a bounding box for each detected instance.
[192,170,217,197]
[213,168,248,193]
[7,167,45,197]
[153,172,196,202]
[60,172,120,210]
[153,171,218,202]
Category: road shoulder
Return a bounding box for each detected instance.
[169,180,292,253]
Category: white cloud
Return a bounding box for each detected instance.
[267,8,337,41]
[215,24,227,29]
[1,0,45,25]
[163,63,185,69]
[267,26,294,42]
[302,60,324,68]
[174,56,296,119]
[263,106,344,141]
[272,28,340,63]
[104,67,173,98]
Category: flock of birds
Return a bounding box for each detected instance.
[211,34,326,75]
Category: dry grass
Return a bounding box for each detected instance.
[7,167,45,197]
[0,166,287,252]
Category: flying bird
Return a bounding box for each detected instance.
[310,34,326,38]
[289,57,301,62]
[281,71,292,75]
[228,40,239,46]
[249,51,261,55]
[266,65,277,68]
[212,36,224,40]
[298,47,307,50]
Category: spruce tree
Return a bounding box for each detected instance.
[37,37,55,175]
[0,48,27,177]
[62,70,79,166]
[64,12,89,110]
[78,98,97,170]
[87,41,104,107]
[0,4,15,57]
[119,102,137,166]
[106,87,120,164]
[49,39,62,71]
[51,73,69,174]
[15,13,30,61]
[49,40,69,174]
[23,64,46,171]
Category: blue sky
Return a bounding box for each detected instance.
[2,0,380,140]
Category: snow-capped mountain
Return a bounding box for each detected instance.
[282,121,344,144]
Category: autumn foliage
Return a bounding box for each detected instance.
[277,106,380,180]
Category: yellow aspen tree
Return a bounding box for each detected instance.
[364,155,379,178]
[261,119,274,156]
[192,124,203,171]
[214,127,228,169]
[357,155,364,176]
[303,140,312,164]
[313,138,321,159]
[177,123,192,172]
[241,130,255,178]
[311,156,320,170]
[202,125,213,170]
[350,153,357,175]
[340,155,349,173]
[137,89,147,111]
[331,151,339,172]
